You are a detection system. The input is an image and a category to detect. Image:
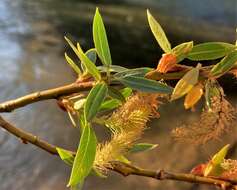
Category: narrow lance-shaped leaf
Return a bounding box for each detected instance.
[147,10,171,53]
[84,82,108,121]
[129,143,158,153]
[65,53,82,75]
[116,76,173,94]
[114,67,153,78]
[184,83,203,109]
[93,8,112,67]
[188,42,236,61]
[171,64,201,100]
[68,123,97,186]
[211,50,237,77]
[64,36,101,81]
[56,147,75,166]
[204,80,221,111]
[171,41,193,63]
[108,87,126,102]
[204,144,230,177]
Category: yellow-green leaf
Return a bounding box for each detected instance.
[64,36,101,81]
[204,80,221,111]
[56,148,75,166]
[129,143,158,153]
[65,53,82,75]
[147,10,171,53]
[93,8,112,66]
[204,144,230,177]
[188,42,236,61]
[211,50,237,77]
[171,64,200,100]
[68,123,97,186]
[172,41,193,63]
[117,76,173,94]
[84,83,108,121]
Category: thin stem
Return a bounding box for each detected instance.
[0,115,236,189]
[0,81,93,112]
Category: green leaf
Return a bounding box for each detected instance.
[120,87,133,98]
[68,123,97,187]
[86,48,97,64]
[100,87,132,111]
[84,83,108,121]
[108,87,126,102]
[204,80,221,111]
[204,144,230,177]
[171,64,200,100]
[64,36,101,81]
[172,41,193,63]
[56,148,75,166]
[187,42,236,61]
[211,50,237,76]
[65,53,82,75]
[116,155,131,164]
[116,76,173,94]
[147,10,171,53]
[97,65,128,73]
[100,99,121,111]
[74,98,86,110]
[93,8,112,66]
[114,67,153,78]
[129,143,158,153]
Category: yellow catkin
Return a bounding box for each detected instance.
[93,93,161,172]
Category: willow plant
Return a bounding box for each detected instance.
[1,7,237,190]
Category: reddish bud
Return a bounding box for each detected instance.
[190,164,206,176]
[157,53,177,73]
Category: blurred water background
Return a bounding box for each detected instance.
[0,0,236,189]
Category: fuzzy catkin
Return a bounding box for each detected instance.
[93,93,161,172]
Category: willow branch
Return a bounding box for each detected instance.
[0,115,236,189]
[0,81,93,112]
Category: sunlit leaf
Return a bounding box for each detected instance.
[129,143,158,153]
[211,50,237,76]
[74,99,86,110]
[100,99,121,111]
[84,83,108,121]
[184,83,203,109]
[97,65,128,73]
[65,53,82,75]
[171,64,200,100]
[108,87,126,102]
[120,87,133,98]
[147,10,171,53]
[188,42,236,61]
[204,144,230,177]
[116,155,131,164]
[86,48,97,63]
[117,76,173,94]
[93,8,112,67]
[65,36,101,81]
[114,67,153,78]
[68,123,97,186]
[172,41,193,63]
[56,147,74,166]
[100,87,132,111]
[204,80,221,111]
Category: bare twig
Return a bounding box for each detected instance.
[0,115,236,189]
[0,81,93,112]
